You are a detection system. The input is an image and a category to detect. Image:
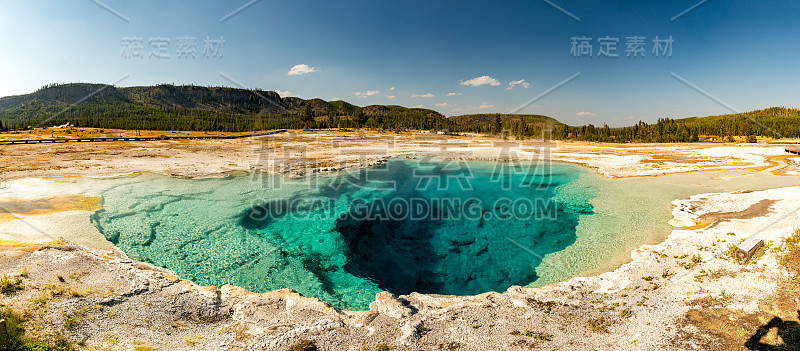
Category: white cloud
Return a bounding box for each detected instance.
[576,111,597,117]
[331,97,341,101]
[435,102,453,107]
[460,75,500,87]
[446,92,463,96]
[386,95,396,99]
[355,90,380,97]
[411,93,435,98]
[390,87,395,91]
[275,90,293,97]
[412,104,425,108]
[507,79,531,90]
[287,64,317,76]
[452,102,495,113]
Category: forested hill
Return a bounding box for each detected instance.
[1,83,799,142]
[0,83,565,136]
[448,114,563,138]
[551,107,800,142]
[0,83,450,131]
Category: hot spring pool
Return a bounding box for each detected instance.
[8,157,797,310]
[89,159,594,310]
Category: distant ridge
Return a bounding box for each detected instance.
[0,83,562,137]
[0,83,449,132]
[1,83,799,142]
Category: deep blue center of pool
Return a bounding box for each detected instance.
[92,159,594,310]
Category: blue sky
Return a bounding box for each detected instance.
[1,0,799,126]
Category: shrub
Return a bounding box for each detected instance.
[727,244,739,261]
[415,324,431,336]
[0,308,74,351]
[587,317,609,333]
[0,308,26,350]
[287,339,317,351]
[50,333,75,351]
[0,276,23,295]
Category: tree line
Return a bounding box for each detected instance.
[547,109,800,142]
[0,101,450,133]
[4,107,800,143]
[454,108,800,142]
[2,82,799,142]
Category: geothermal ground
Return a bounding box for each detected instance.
[0,128,799,350]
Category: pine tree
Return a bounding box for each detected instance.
[375,115,384,130]
[354,111,369,128]
[300,103,314,130]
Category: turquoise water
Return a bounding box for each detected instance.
[90,159,594,310]
[18,153,796,310]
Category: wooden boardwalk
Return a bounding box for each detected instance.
[787,145,800,154]
[0,130,287,145]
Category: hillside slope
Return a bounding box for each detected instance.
[0,83,450,132]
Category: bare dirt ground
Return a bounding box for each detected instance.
[0,129,799,350]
